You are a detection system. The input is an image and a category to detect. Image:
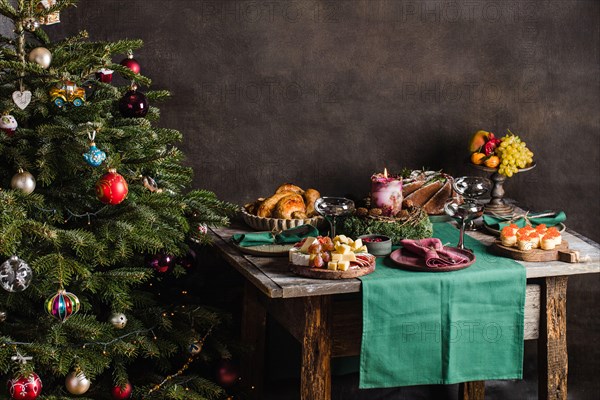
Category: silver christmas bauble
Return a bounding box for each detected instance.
[0,256,33,292]
[28,47,52,69]
[11,170,36,194]
[109,312,127,329]
[65,371,91,395]
[0,310,6,322]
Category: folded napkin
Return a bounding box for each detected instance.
[399,238,469,267]
[483,211,566,230]
[232,224,319,247]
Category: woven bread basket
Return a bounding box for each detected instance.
[241,209,323,231]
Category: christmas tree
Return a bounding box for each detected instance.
[0,1,236,398]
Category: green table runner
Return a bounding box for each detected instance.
[359,223,526,388]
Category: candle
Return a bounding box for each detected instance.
[371,168,403,216]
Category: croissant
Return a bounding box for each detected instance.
[303,188,321,217]
[273,194,306,219]
[256,192,294,218]
[275,183,304,194]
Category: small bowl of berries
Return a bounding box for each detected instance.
[358,234,392,256]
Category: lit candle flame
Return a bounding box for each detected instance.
[383,168,388,178]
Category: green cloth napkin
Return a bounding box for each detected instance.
[483,211,566,230]
[231,224,319,247]
[359,223,526,388]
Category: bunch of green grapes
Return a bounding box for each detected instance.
[495,134,534,177]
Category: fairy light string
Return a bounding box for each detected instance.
[146,324,214,396]
[1,327,157,350]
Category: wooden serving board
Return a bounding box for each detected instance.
[491,240,580,263]
[289,261,376,280]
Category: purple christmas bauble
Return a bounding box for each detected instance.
[119,89,148,118]
[146,253,174,273]
[177,249,197,270]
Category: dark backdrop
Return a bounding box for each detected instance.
[3,0,599,399]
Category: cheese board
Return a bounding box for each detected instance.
[288,234,377,279]
[289,260,375,279]
[491,239,580,263]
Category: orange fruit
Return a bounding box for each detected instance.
[470,152,486,165]
[484,155,500,168]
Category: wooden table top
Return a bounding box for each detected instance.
[210,223,600,299]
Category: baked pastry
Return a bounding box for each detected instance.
[291,211,308,219]
[401,171,461,215]
[303,188,321,217]
[546,227,562,245]
[246,183,321,220]
[540,233,556,250]
[422,181,451,214]
[273,194,306,219]
[517,233,535,251]
[256,192,294,217]
[501,226,518,247]
[275,183,304,194]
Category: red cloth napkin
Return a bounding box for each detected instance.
[399,238,469,268]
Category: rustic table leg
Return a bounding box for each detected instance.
[459,381,485,400]
[241,281,266,400]
[301,295,332,400]
[538,276,568,400]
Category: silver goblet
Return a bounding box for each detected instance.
[452,176,492,230]
[444,199,485,250]
[314,197,355,238]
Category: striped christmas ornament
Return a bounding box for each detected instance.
[45,289,80,322]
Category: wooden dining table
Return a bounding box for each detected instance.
[209,223,600,400]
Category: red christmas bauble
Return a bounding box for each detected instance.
[119,89,148,118]
[146,253,174,273]
[216,359,240,387]
[7,373,42,400]
[111,382,132,399]
[96,169,128,205]
[120,57,140,74]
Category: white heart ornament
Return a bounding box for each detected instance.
[12,90,32,109]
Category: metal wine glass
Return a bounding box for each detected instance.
[444,199,485,250]
[314,197,355,238]
[452,176,492,230]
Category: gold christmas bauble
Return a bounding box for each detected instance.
[65,371,91,395]
[28,47,52,69]
[11,169,36,194]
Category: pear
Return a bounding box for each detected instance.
[468,130,491,152]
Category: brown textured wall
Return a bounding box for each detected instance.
[45,0,600,243]
[2,1,598,398]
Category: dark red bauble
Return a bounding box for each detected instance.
[216,359,240,387]
[7,373,42,400]
[177,249,196,269]
[96,169,129,205]
[120,57,140,74]
[119,89,148,118]
[111,382,132,399]
[146,253,174,273]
